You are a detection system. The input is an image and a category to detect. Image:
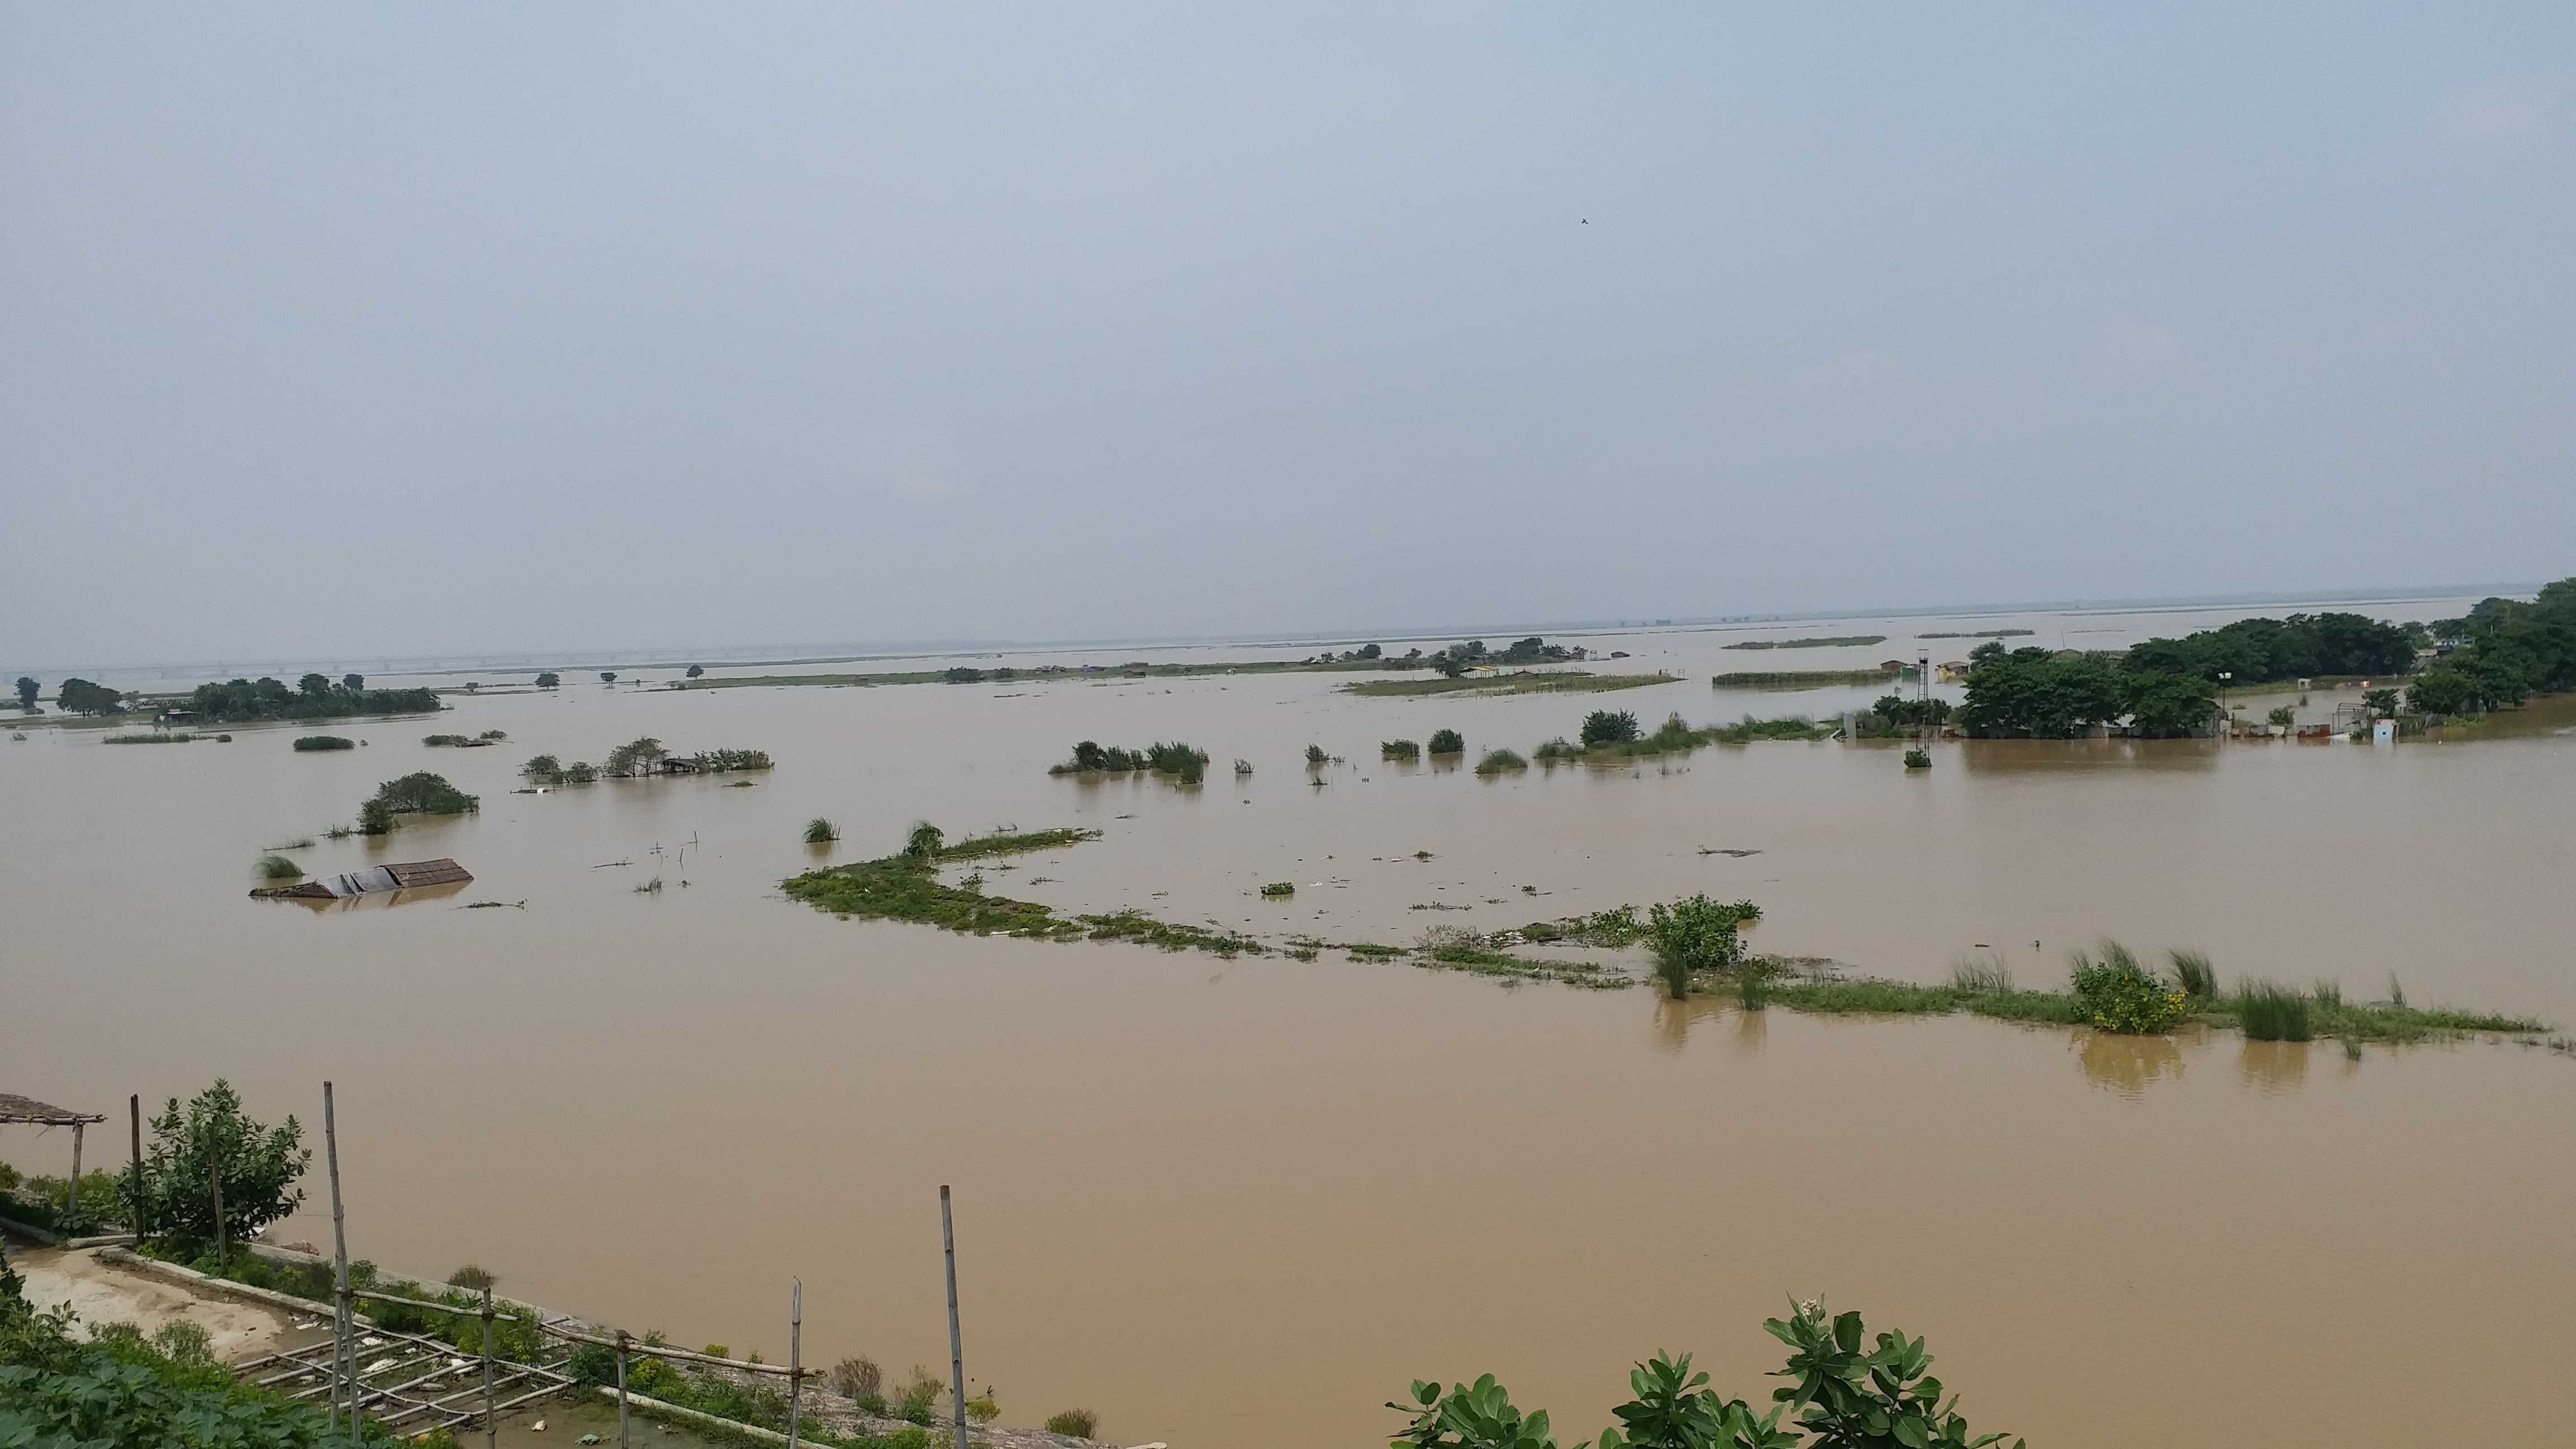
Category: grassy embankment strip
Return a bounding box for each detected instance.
[783,827,1265,956]
[680,656,1407,691]
[1720,635,1888,650]
[1718,961,2542,1042]
[1712,668,1901,688]
[1339,670,1682,698]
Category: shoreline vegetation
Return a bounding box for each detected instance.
[1719,634,1887,650]
[1339,670,1680,697]
[1713,667,1900,688]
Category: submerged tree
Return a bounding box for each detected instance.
[13,676,35,711]
[1580,709,1642,746]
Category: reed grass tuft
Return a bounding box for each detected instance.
[2167,949,2218,1000]
[2237,981,2314,1041]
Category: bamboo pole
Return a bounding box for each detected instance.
[480,1286,496,1449]
[787,1279,804,1448]
[324,1082,354,1436]
[67,1123,83,1224]
[943,1185,967,1449]
[209,1157,224,1268]
[615,1329,631,1449]
[127,1096,143,1241]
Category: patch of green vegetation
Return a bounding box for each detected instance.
[373,771,479,815]
[786,853,1079,939]
[1418,941,1630,989]
[422,733,471,746]
[941,826,1101,859]
[1918,628,2037,638]
[1538,711,1835,763]
[1764,978,1964,1014]
[1711,667,1900,688]
[1720,634,1888,650]
[1049,740,1209,784]
[1380,739,1420,760]
[1427,728,1465,755]
[680,653,1425,692]
[806,818,840,844]
[1474,748,1527,775]
[1342,943,1404,959]
[102,732,203,744]
[292,735,355,751]
[1339,670,1680,697]
[1076,912,1265,955]
[254,854,302,881]
[1261,881,1296,897]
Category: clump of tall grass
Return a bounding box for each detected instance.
[1949,953,2014,995]
[1380,740,1419,760]
[2311,978,2343,1009]
[1736,956,1773,1010]
[1045,1409,1100,1438]
[2167,949,2218,1000]
[1427,728,1465,755]
[830,1356,883,1403]
[1305,744,1328,765]
[1531,737,1580,763]
[805,817,839,844]
[254,854,303,880]
[1474,748,1527,775]
[2237,981,2314,1041]
[446,1263,496,1291]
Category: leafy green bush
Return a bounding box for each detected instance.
[806,818,839,844]
[132,1081,310,1254]
[292,735,354,751]
[357,798,396,835]
[1427,728,1465,755]
[1580,710,1642,746]
[1261,882,1295,897]
[1305,743,1328,765]
[898,1364,944,1424]
[1395,1302,2019,1449]
[1474,749,1527,775]
[2070,944,2187,1034]
[422,733,470,746]
[255,854,304,880]
[1903,748,1931,769]
[1045,1407,1101,1438]
[967,1388,999,1423]
[1644,896,1758,1000]
[831,1356,883,1401]
[1381,739,1420,760]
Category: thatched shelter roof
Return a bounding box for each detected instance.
[0,1093,103,1126]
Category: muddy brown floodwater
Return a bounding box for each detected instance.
[5,600,2573,1447]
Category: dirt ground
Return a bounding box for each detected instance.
[9,1244,316,1361]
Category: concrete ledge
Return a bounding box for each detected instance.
[96,1247,336,1319]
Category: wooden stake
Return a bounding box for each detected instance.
[324,1082,354,1436]
[943,1185,967,1449]
[68,1123,83,1225]
[127,1096,143,1241]
[615,1329,632,1449]
[481,1286,497,1449]
[209,1156,224,1268]
[788,1279,803,1449]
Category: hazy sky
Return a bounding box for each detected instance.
[4,4,2570,664]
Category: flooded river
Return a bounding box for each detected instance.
[6,598,2573,1447]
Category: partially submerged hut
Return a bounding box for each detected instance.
[251,858,472,900]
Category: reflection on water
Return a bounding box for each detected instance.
[273,879,472,914]
[2238,1039,2312,1096]
[2076,1029,2187,1098]
[1957,737,2223,775]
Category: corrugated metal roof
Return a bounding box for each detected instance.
[384,859,472,888]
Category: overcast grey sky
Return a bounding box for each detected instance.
[4,3,2569,664]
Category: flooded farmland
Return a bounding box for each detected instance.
[6,598,2574,1448]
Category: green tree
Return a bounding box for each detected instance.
[2407,669,2475,717]
[1644,896,1756,998]
[2362,688,2400,718]
[13,676,36,711]
[1581,710,1642,746]
[1955,650,2124,737]
[1428,728,1465,755]
[686,664,705,678]
[604,737,668,776]
[2120,672,2219,738]
[600,671,618,684]
[534,671,561,688]
[905,822,945,859]
[1356,643,1382,660]
[357,798,396,835]
[56,678,125,716]
[341,673,363,692]
[2266,705,2297,728]
[129,1081,311,1256]
[297,673,332,697]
